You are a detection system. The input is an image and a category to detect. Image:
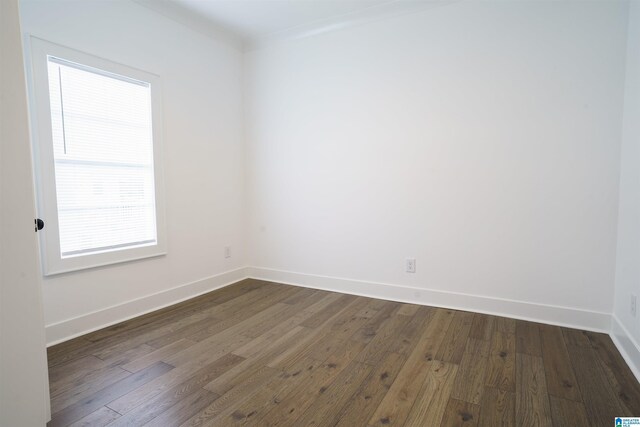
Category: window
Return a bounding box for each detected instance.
[28,37,166,275]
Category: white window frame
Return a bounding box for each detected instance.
[26,36,167,276]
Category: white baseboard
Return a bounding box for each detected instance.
[247,267,611,333]
[46,263,640,386]
[45,263,615,352]
[45,267,249,346]
[46,263,640,385]
[610,315,640,382]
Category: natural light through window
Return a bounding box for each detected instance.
[46,57,157,258]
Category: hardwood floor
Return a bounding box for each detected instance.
[47,279,640,426]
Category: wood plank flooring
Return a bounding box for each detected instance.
[47,279,640,426]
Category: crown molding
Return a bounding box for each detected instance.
[246,0,460,51]
[133,0,459,52]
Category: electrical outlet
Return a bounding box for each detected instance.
[632,294,637,317]
[406,258,416,273]
[224,246,231,259]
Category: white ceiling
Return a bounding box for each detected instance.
[135,0,455,48]
[173,0,391,38]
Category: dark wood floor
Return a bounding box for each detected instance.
[47,279,640,426]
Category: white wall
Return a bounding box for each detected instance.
[1,0,50,422]
[612,0,640,375]
[19,0,635,345]
[20,0,246,344]
[245,0,629,329]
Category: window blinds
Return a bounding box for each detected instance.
[47,56,157,258]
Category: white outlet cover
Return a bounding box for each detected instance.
[406,258,416,273]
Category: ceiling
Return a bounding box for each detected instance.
[135,0,455,49]
[172,0,391,39]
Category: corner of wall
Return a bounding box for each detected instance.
[610,0,640,384]
[611,315,640,382]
